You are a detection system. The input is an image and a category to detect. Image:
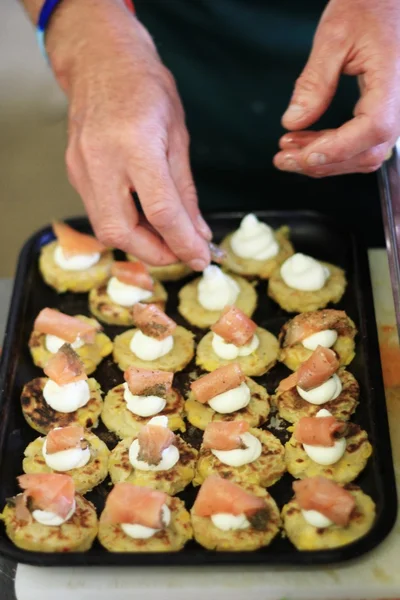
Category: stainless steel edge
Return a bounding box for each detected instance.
[378,143,400,337]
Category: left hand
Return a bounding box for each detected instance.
[274,0,400,177]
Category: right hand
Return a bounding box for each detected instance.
[47,0,211,270]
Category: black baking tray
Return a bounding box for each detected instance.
[0,211,397,567]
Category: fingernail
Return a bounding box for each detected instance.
[307,153,327,166]
[190,258,208,271]
[197,215,213,240]
[282,104,305,122]
[282,158,303,173]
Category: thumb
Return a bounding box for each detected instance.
[282,22,348,130]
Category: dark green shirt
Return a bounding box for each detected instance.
[134,0,382,243]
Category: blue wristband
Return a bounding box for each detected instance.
[36,0,63,61]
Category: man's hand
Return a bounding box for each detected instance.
[274,0,400,177]
[44,0,211,269]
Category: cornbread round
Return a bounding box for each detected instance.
[39,240,113,293]
[102,382,186,439]
[285,424,372,484]
[220,226,294,279]
[22,431,110,494]
[268,262,347,313]
[191,484,281,551]
[21,377,103,434]
[185,377,270,430]
[282,486,375,550]
[194,427,285,487]
[127,254,193,282]
[108,435,198,495]
[178,273,257,328]
[88,279,168,326]
[29,314,113,375]
[1,494,98,552]
[113,326,195,373]
[98,495,193,552]
[273,368,359,424]
[196,327,279,376]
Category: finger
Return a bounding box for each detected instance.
[282,22,348,131]
[131,147,211,271]
[67,140,178,265]
[273,141,390,177]
[279,130,328,151]
[168,130,212,241]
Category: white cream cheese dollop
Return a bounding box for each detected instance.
[123,382,166,417]
[211,513,250,531]
[42,434,90,472]
[106,276,152,307]
[43,379,91,413]
[129,330,173,361]
[129,416,179,472]
[212,332,259,360]
[302,330,338,351]
[230,214,279,261]
[54,245,100,271]
[297,373,342,405]
[121,504,171,540]
[45,334,84,354]
[301,509,333,528]
[212,432,262,466]
[208,382,251,414]
[280,253,330,292]
[302,408,346,466]
[197,265,239,311]
[32,500,76,526]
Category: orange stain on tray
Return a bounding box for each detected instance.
[378,325,400,389]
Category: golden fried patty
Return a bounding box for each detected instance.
[273,368,359,423]
[39,240,113,293]
[108,435,198,495]
[101,382,185,439]
[21,377,103,434]
[127,255,193,282]
[220,226,294,279]
[194,428,285,488]
[1,494,98,552]
[88,280,168,326]
[22,431,110,494]
[268,262,347,313]
[185,377,270,431]
[98,495,193,552]
[282,485,375,551]
[285,424,372,484]
[178,273,257,328]
[113,326,195,373]
[191,484,281,551]
[29,314,113,375]
[196,327,279,376]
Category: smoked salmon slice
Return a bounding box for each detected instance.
[293,477,355,527]
[124,366,173,398]
[132,303,176,340]
[46,425,86,454]
[191,363,246,404]
[17,473,75,520]
[282,309,350,346]
[111,261,153,291]
[43,344,87,386]
[137,423,175,465]
[102,483,167,529]
[53,221,106,257]
[278,346,339,392]
[34,308,99,344]
[211,306,257,346]
[203,421,249,450]
[294,416,346,447]
[193,475,265,517]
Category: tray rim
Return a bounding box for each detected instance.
[0,210,397,567]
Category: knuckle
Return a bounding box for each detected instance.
[362,164,381,173]
[295,69,321,94]
[96,224,126,248]
[319,19,348,46]
[147,199,177,229]
[361,146,387,167]
[369,119,393,145]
